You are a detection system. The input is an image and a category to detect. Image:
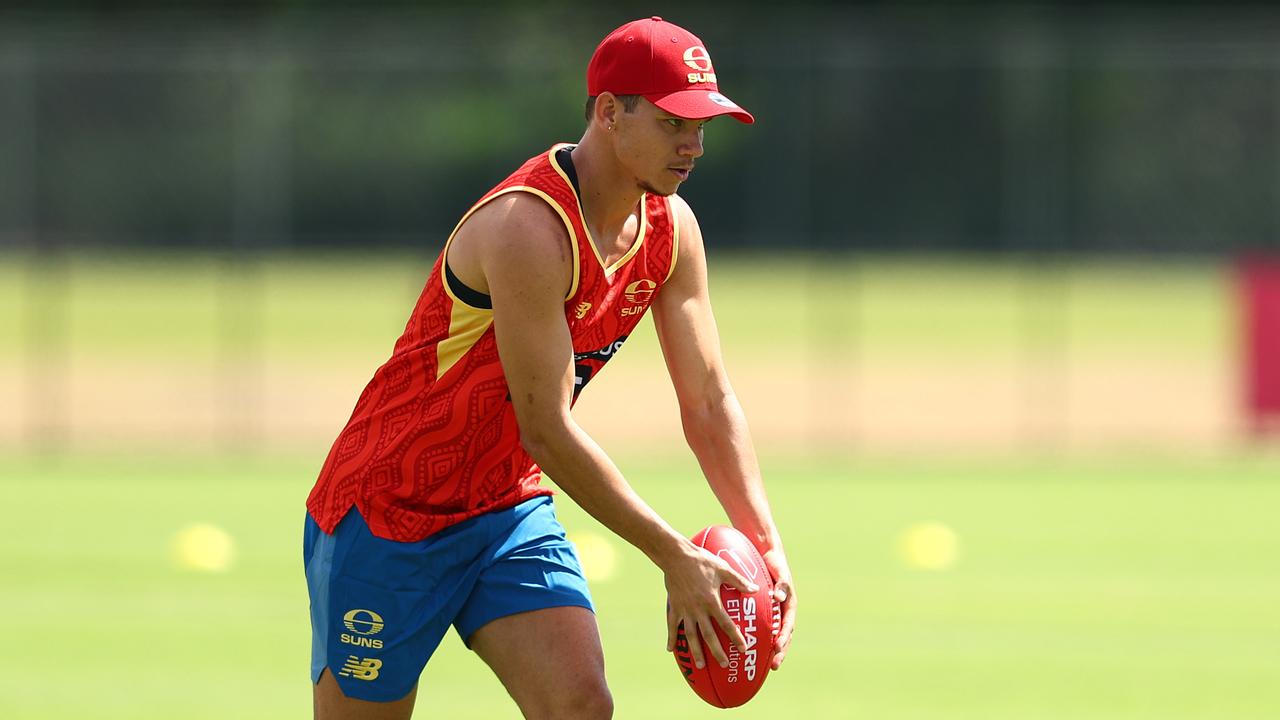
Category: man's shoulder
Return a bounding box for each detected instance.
[466,192,567,242]
[667,192,696,223]
[666,193,702,241]
[454,192,572,281]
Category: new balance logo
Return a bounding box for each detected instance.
[338,656,383,681]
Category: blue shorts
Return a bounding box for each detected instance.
[303,496,594,702]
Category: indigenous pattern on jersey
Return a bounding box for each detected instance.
[306,143,679,542]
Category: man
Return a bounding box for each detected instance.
[304,16,796,719]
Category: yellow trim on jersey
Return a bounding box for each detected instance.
[547,144,648,278]
[665,195,680,284]
[607,208,647,275]
[439,184,582,309]
[434,180,584,379]
[436,300,492,380]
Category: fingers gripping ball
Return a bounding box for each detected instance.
[672,526,776,708]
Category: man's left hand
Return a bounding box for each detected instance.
[761,547,795,670]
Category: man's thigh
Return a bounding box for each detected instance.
[468,606,611,719]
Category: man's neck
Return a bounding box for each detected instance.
[570,135,644,238]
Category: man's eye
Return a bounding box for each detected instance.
[666,118,682,128]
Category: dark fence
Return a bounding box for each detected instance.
[4,7,1280,256]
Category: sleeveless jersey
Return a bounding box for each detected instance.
[306,143,679,542]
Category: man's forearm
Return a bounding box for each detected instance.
[523,421,694,568]
[681,388,782,552]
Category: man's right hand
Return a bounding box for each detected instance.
[662,541,758,670]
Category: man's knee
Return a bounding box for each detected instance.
[571,681,614,720]
[535,677,613,720]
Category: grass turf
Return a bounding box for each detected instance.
[2,451,1277,719]
[0,253,1269,716]
[0,252,1231,361]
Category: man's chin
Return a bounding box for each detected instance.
[639,180,678,197]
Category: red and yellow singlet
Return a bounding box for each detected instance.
[306,144,678,542]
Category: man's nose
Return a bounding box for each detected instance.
[679,130,704,159]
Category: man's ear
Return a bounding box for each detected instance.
[595,92,619,128]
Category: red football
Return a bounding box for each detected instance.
[672,525,777,708]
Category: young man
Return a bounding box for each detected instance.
[304,16,796,720]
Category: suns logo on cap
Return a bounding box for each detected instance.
[683,46,713,71]
[683,46,717,84]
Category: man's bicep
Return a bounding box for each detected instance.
[480,203,577,428]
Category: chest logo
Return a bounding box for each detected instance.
[575,302,592,319]
[622,279,657,318]
[624,279,657,305]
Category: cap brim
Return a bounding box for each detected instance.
[647,89,755,124]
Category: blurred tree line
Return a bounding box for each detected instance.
[2,4,1278,254]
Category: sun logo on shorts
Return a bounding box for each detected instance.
[343,609,385,636]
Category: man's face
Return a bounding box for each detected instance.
[612,97,708,197]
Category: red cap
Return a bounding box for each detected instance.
[587,16,754,124]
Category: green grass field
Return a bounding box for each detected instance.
[0,251,1228,356]
[0,253,1231,360]
[1,253,1276,718]
[0,251,1238,452]
[3,451,1279,719]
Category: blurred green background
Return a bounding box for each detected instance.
[3,3,1280,719]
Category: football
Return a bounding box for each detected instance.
[672,525,778,708]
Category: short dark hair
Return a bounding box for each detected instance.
[584,94,643,123]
